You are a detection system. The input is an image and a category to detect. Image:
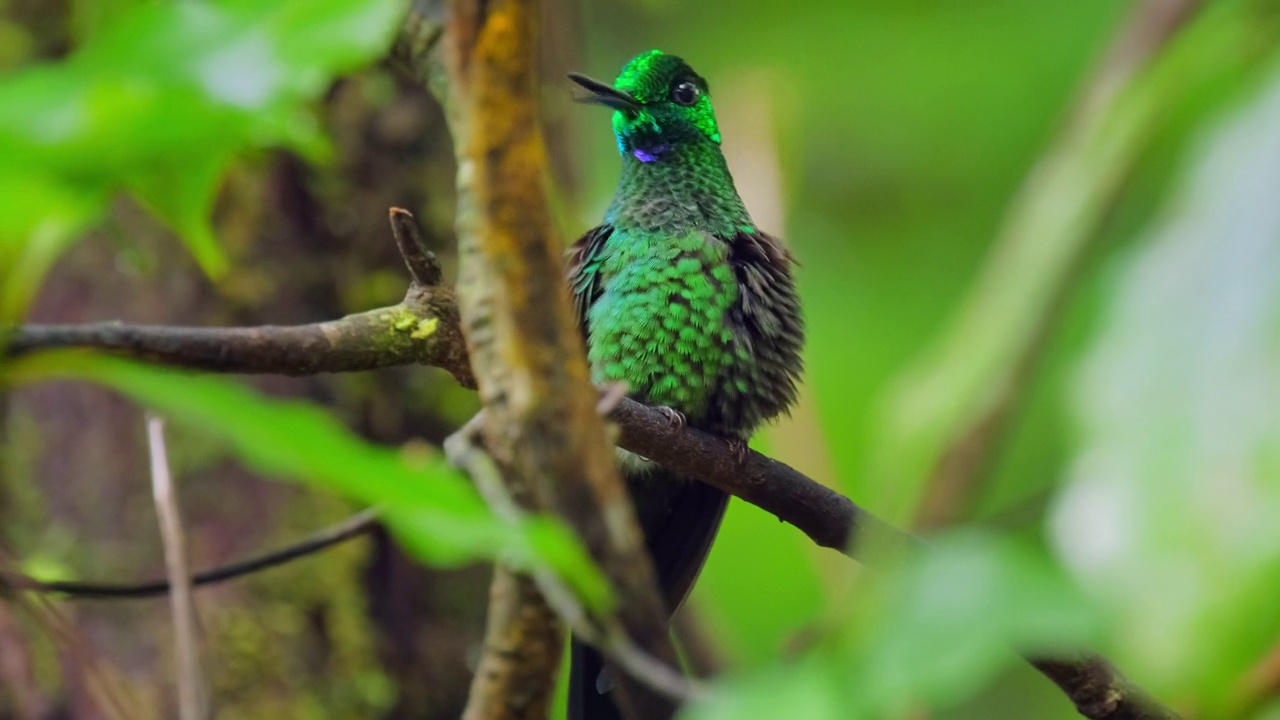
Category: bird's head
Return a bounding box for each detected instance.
[569,50,720,163]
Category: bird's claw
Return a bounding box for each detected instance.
[725,437,749,465]
[655,405,687,429]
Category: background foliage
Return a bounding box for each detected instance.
[3,0,1280,718]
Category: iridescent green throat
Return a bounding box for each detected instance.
[604,141,751,237]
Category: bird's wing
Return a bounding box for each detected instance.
[718,228,806,432]
[728,228,802,338]
[565,224,613,331]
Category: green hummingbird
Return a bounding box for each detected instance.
[566,50,805,718]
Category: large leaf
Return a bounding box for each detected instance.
[2,351,613,611]
[681,529,1096,720]
[0,0,406,318]
[846,531,1096,715]
[1052,60,1280,712]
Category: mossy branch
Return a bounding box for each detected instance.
[4,210,474,389]
[436,0,679,716]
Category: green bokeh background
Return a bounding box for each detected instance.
[5,0,1280,717]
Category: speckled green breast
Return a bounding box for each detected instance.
[585,229,739,421]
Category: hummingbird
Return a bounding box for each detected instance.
[565,50,804,718]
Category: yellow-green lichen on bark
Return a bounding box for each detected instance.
[410,317,438,339]
[380,307,438,344]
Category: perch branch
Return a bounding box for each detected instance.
[608,398,911,558]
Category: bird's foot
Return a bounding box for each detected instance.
[654,405,687,430]
[724,436,750,465]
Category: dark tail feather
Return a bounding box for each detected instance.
[568,637,621,720]
[644,476,730,614]
[567,472,730,719]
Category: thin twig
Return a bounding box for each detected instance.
[442,414,564,720]
[145,413,205,720]
[444,420,702,706]
[4,586,140,719]
[0,509,380,599]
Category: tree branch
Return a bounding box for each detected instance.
[446,415,565,720]
[1029,655,1180,720]
[608,397,911,558]
[3,212,474,389]
[463,566,564,720]
[436,0,680,717]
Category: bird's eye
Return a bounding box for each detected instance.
[671,81,699,106]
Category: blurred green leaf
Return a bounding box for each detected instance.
[848,530,1097,716]
[1052,58,1280,713]
[128,151,232,277]
[2,351,614,611]
[0,0,405,316]
[683,529,1095,719]
[680,655,849,720]
[19,553,76,585]
[0,173,103,320]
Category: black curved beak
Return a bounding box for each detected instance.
[568,72,641,112]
